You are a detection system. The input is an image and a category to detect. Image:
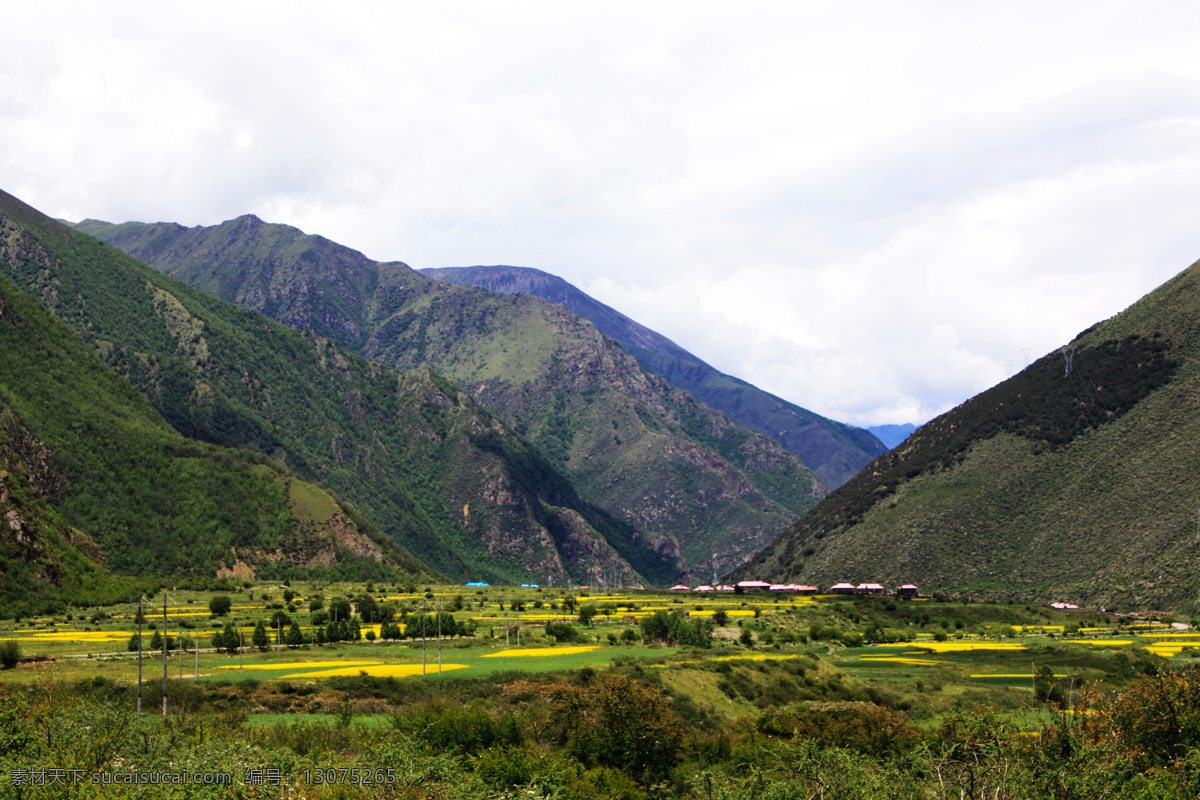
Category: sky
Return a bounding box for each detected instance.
[5,2,1200,428]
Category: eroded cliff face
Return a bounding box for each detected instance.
[218,511,386,580]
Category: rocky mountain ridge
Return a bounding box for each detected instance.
[420,265,887,489]
[75,215,825,577]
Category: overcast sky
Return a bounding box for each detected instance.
[5,2,1200,428]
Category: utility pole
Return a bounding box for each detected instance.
[136,595,144,713]
[161,591,168,717]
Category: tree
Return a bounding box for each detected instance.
[150,630,163,651]
[356,594,377,623]
[642,610,714,648]
[578,604,598,628]
[209,595,232,617]
[740,627,755,648]
[329,596,352,621]
[285,622,304,647]
[0,640,19,670]
[252,620,269,650]
[127,634,142,653]
[212,622,240,654]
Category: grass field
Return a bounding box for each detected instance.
[0,583,1191,729]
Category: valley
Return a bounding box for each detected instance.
[0,580,1194,798]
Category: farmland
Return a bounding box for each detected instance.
[1,583,1198,798]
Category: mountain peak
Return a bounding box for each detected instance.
[420,264,886,489]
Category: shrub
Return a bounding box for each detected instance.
[545,622,581,643]
[551,674,684,784]
[0,640,19,669]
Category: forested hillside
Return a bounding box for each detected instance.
[0,266,415,607]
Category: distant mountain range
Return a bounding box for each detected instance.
[736,256,1200,611]
[867,424,917,450]
[71,215,844,579]
[420,266,887,489]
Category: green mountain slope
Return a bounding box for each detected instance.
[0,404,119,614]
[737,259,1200,611]
[0,267,412,592]
[74,217,826,577]
[421,265,887,489]
[5,190,671,587]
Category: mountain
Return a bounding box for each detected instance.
[867,424,917,450]
[0,264,414,604]
[3,190,677,588]
[73,217,826,578]
[420,265,887,489]
[736,258,1200,611]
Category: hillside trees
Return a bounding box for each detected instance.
[640,610,713,648]
[211,622,240,654]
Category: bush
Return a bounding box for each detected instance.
[545,622,582,643]
[0,640,20,669]
[551,674,685,784]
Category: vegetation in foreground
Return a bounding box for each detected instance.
[1,585,1200,797]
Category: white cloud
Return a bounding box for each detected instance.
[5,2,1200,427]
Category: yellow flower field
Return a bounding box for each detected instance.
[280,664,469,678]
[870,641,1027,653]
[1136,631,1200,638]
[859,656,946,665]
[970,673,1068,678]
[484,647,597,658]
[1063,639,1198,656]
[1143,642,1199,657]
[3,631,131,642]
[218,661,381,671]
